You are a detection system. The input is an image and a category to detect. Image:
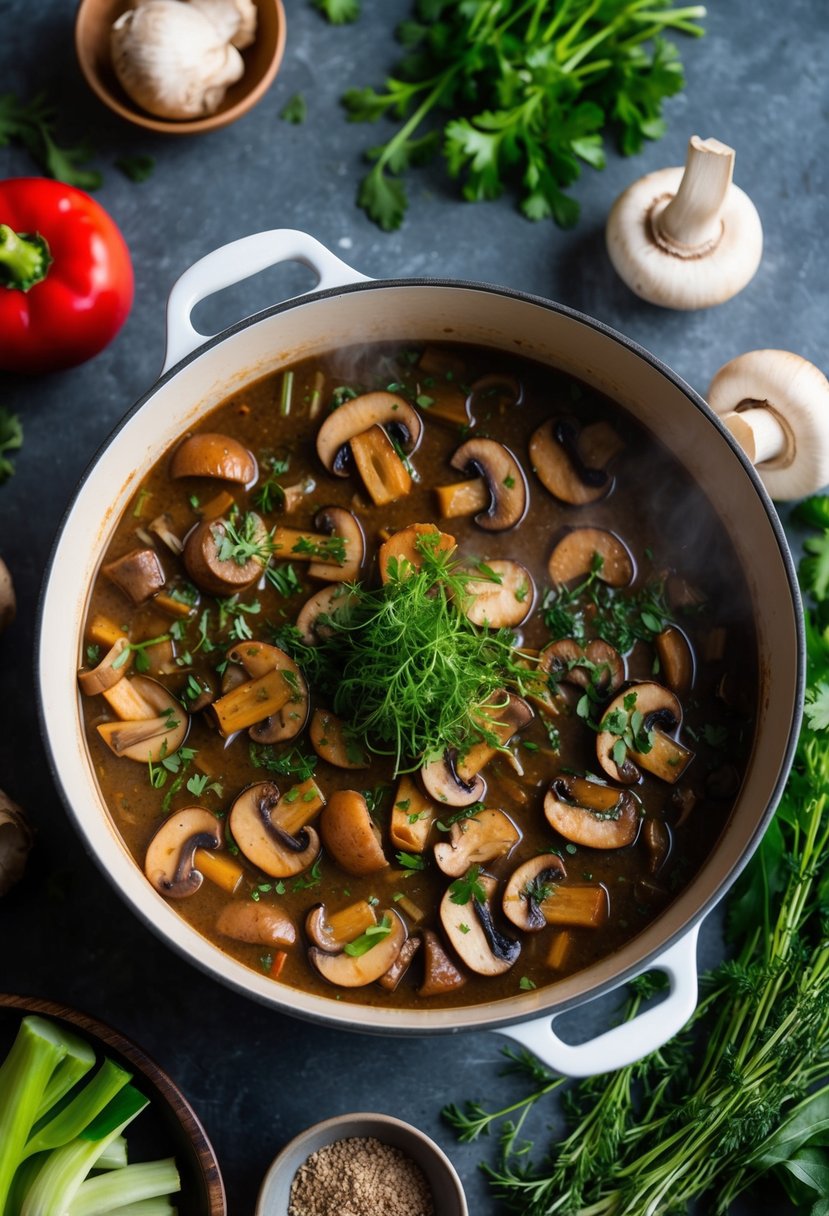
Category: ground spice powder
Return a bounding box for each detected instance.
[288,1135,435,1216]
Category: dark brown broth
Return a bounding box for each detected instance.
[79,343,757,1010]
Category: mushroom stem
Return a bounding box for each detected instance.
[722,405,790,466]
[652,136,734,255]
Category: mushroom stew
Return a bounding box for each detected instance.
[77,343,758,1010]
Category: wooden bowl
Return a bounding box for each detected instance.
[0,994,226,1215]
[74,0,286,134]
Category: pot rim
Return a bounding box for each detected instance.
[35,275,805,1035]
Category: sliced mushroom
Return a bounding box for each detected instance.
[655,626,694,696]
[295,584,357,645]
[548,528,634,588]
[310,709,368,769]
[643,817,671,873]
[97,676,188,762]
[221,641,309,744]
[423,691,533,805]
[449,438,528,531]
[309,908,407,987]
[417,928,467,996]
[77,635,132,696]
[420,750,487,808]
[596,682,694,785]
[440,873,520,977]
[379,935,422,992]
[215,901,296,947]
[305,899,377,952]
[433,809,520,877]
[389,776,437,852]
[102,548,165,605]
[144,807,221,899]
[378,523,456,583]
[0,557,16,635]
[308,507,364,582]
[183,514,268,596]
[316,391,423,476]
[530,419,624,505]
[544,776,641,849]
[170,432,257,484]
[540,638,624,696]
[229,782,320,878]
[502,854,567,932]
[319,789,389,876]
[460,560,535,628]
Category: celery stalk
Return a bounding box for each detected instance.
[95,1136,128,1170]
[104,1200,176,1216]
[68,1158,180,1216]
[25,1059,132,1157]
[0,1017,91,1212]
[36,1040,96,1123]
[20,1085,149,1216]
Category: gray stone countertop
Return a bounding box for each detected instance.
[0,1,827,1213]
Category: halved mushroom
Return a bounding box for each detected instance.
[379,935,422,992]
[420,750,486,808]
[308,507,364,582]
[316,391,423,475]
[144,807,221,899]
[295,584,358,645]
[530,419,624,505]
[655,626,694,696]
[378,523,456,583]
[460,560,535,628]
[449,438,528,531]
[215,901,296,947]
[389,776,438,852]
[422,692,533,806]
[183,514,268,596]
[643,817,671,873]
[417,928,467,996]
[170,432,257,484]
[310,709,369,769]
[229,782,320,878]
[544,776,641,849]
[77,635,132,695]
[433,809,521,877]
[548,528,634,588]
[502,854,567,932]
[309,908,407,988]
[102,548,165,605]
[320,789,389,876]
[596,682,694,785]
[97,675,188,762]
[219,641,309,744]
[540,638,624,696]
[306,899,378,952]
[440,873,520,977]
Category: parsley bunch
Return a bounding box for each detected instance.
[338,0,705,230]
[443,494,829,1215]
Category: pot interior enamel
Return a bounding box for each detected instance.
[39,281,801,1033]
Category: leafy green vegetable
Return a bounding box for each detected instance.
[338,0,704,230]
[280,93,308,123]
[443,494,829,1214]
[0,92,102,189]
[312,0,361,22]
[343,914,393,956]
[0,407,23,484]
[115,154,155,183]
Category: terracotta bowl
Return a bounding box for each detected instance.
[0,994,226,1215]
[256,1112,468,1216]
[74,0,286,134]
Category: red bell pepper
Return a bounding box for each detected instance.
[0,178,134,374]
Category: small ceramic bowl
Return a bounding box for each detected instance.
[0,995,226,1216]
[74,0,286,134]
[256,1112,468,1216]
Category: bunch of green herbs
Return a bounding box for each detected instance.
[443,493,829,1214]
[330,0,705,230]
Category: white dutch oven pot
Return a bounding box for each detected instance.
[39,231,803,1078]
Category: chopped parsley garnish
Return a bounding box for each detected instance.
[396,851,426,872]
[344,914,393,956]
[255,456,290,512]
[449,865,486,906]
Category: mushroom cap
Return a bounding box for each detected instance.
[319,789,389,876]
[548,527,634,588]
[420,750,486,808]
[606,157,763,310]
[183,514,267,597]
[529,419,623,506]
[170,432,257,484]
[226,641,309,745]
[417,928,467,996]
[308,506,365,583]
[144,807,221,899]
[308,909,407,987]
[450,438,528,531]
[502,853,567,932]
[316,391,423,475]
[595,682,692,785]
[229,782,320,878]
[378,523,456,583]
[433,808,521,877]
[77,635,133,696]
[97,675,189,762]
[460,560,535,628]
[216,901,296,947]
[440,873,520,977]
[295,584,358,645]
[707,350,829,500]
[540,638,625,694]
[544,777,641,850]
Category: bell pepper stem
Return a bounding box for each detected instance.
[0,225,52,291]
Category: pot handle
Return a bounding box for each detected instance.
[493,922,700,1078]
[162,229,370,374]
